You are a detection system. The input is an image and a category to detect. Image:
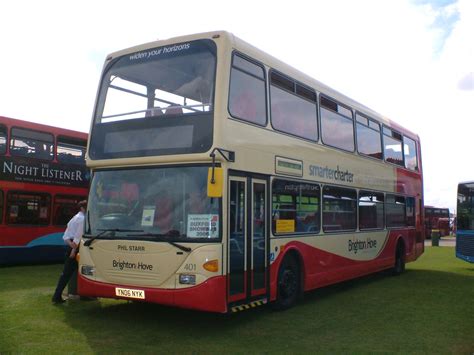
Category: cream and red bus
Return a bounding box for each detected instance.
[78,31,424,313]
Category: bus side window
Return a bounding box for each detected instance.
[0,190,3,224]
[0,124,7,155]
[57,136,86,165]
[359,191,384,230]
[10,127,54,161]
[272,179,321,235]
[6,192,51,226]
[320,96,354,152]
[323,186,357,232]
[386,194,406,227]
[229,53,267,126]
[404,136,418,171]
[53,195,84,226]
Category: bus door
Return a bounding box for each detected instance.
[228,174,268,307]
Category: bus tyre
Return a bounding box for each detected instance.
[392,241,405,276]
[273,255,300,311]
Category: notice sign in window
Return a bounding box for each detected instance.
[276,219,295,233]
[141,206,155,227]
[187,214,219,238]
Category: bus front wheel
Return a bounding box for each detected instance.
[273,255,300,310]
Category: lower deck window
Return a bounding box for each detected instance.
[406,197,415,227]
[386,194,406,227]
[53,195,85,225]
[323,186,357,232]
[272,179,320,235]
[0,190,3,224]
[359,191,384,230]
[6,192,51,225]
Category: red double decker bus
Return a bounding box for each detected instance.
[0,116,90,265]
[424,206,450,239]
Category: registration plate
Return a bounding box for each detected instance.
[115,287,145,299]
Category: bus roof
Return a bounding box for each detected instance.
[0,115,88,139]
[103,30,419,141]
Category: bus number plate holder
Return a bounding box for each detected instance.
[115,287,145,299]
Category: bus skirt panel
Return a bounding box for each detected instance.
[78,273,227,313]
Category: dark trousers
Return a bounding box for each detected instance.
[52,247,78,301]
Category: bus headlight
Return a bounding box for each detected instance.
[81,265,95,276]
[179,274,196,285]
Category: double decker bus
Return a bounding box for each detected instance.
[456,182,474,262]
[0,116,89,265]
[78,31,424,313]
[424,206,450,239]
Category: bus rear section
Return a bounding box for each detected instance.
[456,182,474,263]
[77,165,228,312]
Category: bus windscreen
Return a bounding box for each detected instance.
[90,39,216,159]
[86,166,220,241]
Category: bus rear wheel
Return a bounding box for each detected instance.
[273,255,300,310]
[392,241,405,276]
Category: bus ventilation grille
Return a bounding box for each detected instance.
[231,299,267,313]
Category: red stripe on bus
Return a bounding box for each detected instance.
[78,274,227,313]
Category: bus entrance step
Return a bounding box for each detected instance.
[231,299,267,313]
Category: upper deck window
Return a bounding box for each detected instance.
[229,53,267,126]
[270,71,318,141]
[0,125,6,155]
[10,127,54,161]
[320,96,354,152]
[57,136,86,165]
[383,127,403,166]
[403,136,418,171]
[90,39,217,160]
[356,113,382,159]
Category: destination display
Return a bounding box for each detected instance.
[0,156,90,188]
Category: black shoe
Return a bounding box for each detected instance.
[52,297,66,304]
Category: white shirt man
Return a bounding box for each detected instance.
[52,201,87,303]
[62,210,85,252]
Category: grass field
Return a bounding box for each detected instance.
[1,246,473,354]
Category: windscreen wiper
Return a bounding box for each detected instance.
[83,228,144,247]
[127,232,191,253]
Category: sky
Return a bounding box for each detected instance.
[1,0,473,212]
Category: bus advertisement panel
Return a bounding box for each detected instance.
[78,31,423,313]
